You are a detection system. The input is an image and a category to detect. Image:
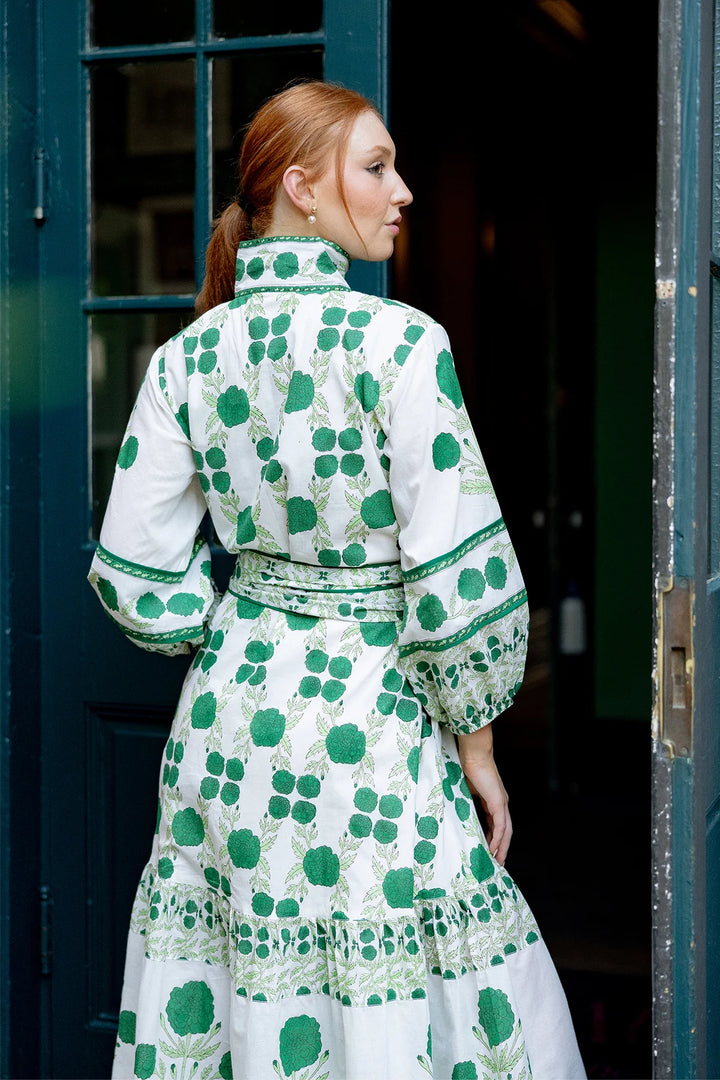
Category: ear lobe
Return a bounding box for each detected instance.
[282,166,313,215]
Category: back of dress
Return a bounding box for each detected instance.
[89,237,585,1080]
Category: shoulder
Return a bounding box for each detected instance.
[342,290,451,359]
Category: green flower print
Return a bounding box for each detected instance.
[117,435,139,470]
[476,987,516,1047]
[133,1043,156,1079]
[436,348,463,407]
[166,980,215,1036]
[278,1014,323,1075]
[217,385,249,427]
[417,594,447,632]
[451,1063,478,1080]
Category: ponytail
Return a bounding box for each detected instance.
[195,201,252,316]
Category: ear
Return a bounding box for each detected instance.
[282,165,314,215]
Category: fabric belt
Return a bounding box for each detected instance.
[228,548,405,621]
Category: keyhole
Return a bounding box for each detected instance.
[671,647,686,709]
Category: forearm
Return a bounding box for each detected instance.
[457,721,494,763]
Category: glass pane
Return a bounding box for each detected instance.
[90,0,194,47]
[91,60,196,296]
[212,49,324,215]
[91,310,195,535]
[213,0,322,39]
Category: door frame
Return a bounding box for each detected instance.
[653,0,718,1076]
[0,0,390,1074]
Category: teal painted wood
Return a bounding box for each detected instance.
[672,0,701,1072]
[0,0,44,1074]
[34,1,392,1074]
[675,0,700,584]
[662,0,720,1076]
[324,0,388,299]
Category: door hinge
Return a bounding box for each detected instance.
[39,885,53,976]
[657,576,694,757]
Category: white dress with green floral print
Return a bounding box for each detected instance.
[89,237,585,1080]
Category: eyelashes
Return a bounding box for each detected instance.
[367,162,386,176]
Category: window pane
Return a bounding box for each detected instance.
[213,0,322,39]
[212,49,324,215]
[91,310,195,535]
[91,60,196,296]
[90,0,194,47]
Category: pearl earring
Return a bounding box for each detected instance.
[308,205,317,225]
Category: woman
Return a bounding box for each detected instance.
[90,81,585,1080]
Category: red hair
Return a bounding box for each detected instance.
[195,81,379,316]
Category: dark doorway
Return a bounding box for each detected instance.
[390,4,656,1077]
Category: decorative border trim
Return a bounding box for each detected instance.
[236,235,350,259]
[234,284,352,297]
[399,589,528,657]
[402,519,507,584]
[95,535,205,583]
[120,623,205,645]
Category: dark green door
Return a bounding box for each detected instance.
[38,2,388,1075]
[654,0,720,1076]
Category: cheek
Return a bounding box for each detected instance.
[346,179,386,223]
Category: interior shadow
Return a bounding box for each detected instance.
[389,4,655,1077]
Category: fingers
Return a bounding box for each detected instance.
[487,809,512,865]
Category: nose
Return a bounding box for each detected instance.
[393,171,413,207]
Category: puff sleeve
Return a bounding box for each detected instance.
[385,321,529,733]
[87,343,216,655]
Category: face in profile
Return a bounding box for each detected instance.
[312,111,413,262]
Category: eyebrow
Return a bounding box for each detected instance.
[365,144,395,157]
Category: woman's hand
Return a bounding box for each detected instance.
[456,723,512,866]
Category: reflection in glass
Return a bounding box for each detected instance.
[212,49,324,216]
[91,310,194,535]
[90,0,194,47]
[91,61,196,297]
[213,0,322,40]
